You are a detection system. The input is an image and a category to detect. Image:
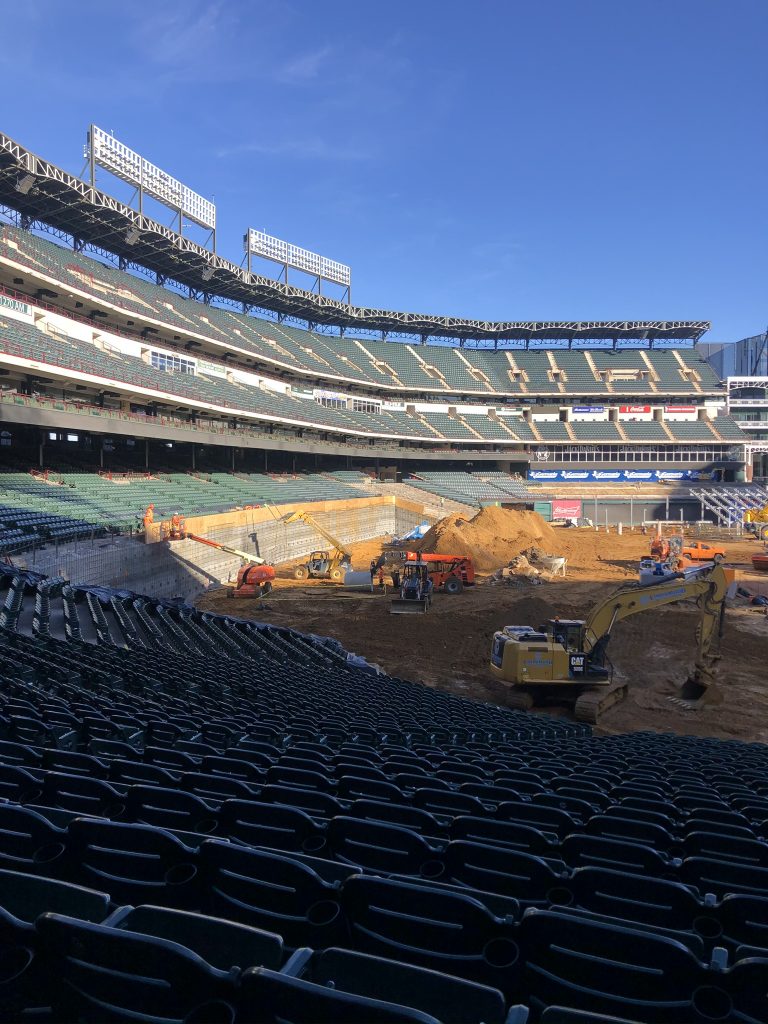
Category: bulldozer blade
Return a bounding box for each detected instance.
[390,599,429,614]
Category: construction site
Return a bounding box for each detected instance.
[2,67,768,1019]
[192,501,768,744]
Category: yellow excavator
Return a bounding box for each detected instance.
[490,563,730,724]
[745,505,768,540]
[282,511,353,581]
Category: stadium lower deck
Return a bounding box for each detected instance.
[0,563,768,1023]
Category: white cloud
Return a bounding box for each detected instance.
[132,0,231,66]
[274,46,333,84]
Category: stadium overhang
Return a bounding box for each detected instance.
[0,130,709,345]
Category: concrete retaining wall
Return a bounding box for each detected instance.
[14,503,428,603]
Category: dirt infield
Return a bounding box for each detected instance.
[196,525,768,743]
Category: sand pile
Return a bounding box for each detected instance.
[418,506,557,572]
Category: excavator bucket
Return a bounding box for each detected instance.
[390,597,430,614]
[679,665,724,705]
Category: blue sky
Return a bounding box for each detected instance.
[0,0,765,342]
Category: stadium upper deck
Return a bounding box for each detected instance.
[0,225,722,401]
[0,130,747,476]
[0,221,745,473]
[0,128,708,346]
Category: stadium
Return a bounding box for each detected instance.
[0,113,767,1024]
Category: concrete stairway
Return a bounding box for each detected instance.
[370,481,475,518]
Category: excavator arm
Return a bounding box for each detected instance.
[582,564,728,699]
[282,511,352,561]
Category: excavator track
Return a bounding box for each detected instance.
[574,682,628,724]
[507,690,536,711]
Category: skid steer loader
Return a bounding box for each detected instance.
[390,562,433,614]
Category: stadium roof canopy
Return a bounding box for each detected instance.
[0,131,709,345]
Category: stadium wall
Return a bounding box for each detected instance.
[12,498,429,603]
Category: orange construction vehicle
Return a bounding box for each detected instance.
[650,533,726,568]
[650,535,672,561]
[681,540,726,563]
[165,528,275,597]
[404,551,475,594]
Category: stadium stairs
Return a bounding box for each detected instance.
[367,479,476,517]
[0,562,766,1021]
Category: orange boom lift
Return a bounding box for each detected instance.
[164,521,275,598]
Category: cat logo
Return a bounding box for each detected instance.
[569,654,587,677]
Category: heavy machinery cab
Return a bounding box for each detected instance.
[546,618,587,652]
[490,622,607,683]
[308,551,331,573]
[391,562,433,614]
[294,549,352,581]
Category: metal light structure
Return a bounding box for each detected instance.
[85,125,216,250]
[244,228,351,302]
[15,173,36,195]
[0,129,709,347]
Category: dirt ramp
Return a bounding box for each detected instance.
[417,506,557,572]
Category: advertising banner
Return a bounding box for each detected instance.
[198,360,228,379]
[619,405,651,413]
[0,294,33,322]
[551,499,583,519]
[529,469,716,483]
[312,388,346,401]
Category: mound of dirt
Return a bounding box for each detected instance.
[417,506,557,572]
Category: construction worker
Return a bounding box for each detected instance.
[170,513,185,539]
[143,504,155,533]
[392,567,401,590]
[370,560,377,584]
[377,567,385,591]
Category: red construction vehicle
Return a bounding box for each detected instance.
[164,527,275,597]
[404,551,475,594]
[650,535,672,561]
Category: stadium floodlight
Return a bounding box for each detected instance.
[245,229,351,288]
[125,227,141,245]
[15,173,36,195]
[87,125,216,231]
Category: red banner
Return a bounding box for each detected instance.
[665,405,696,413]
[551,499,583,520]
[619,405,651,413]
